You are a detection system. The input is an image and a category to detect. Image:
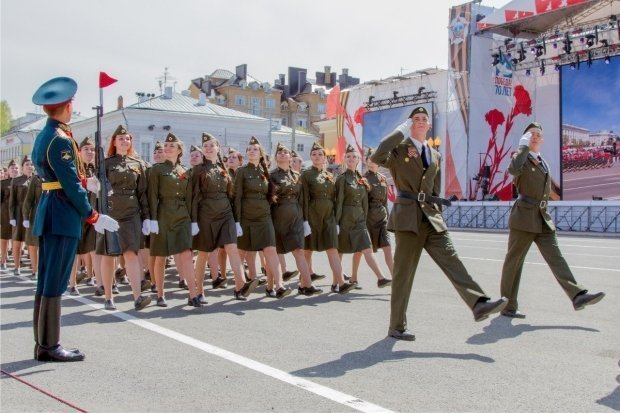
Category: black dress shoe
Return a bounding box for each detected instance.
[233,289,248,301]
[179,279,188,290]
[276,287,291,299]
[501,309,526,319]
[343,273,351,281]
[282,270,299,282]
[257,278,267,286]
[240,278,259,297]
[134,295,151,311]
[298,286,323,296]
[337,282,356,295]
[473,297,508,322]
[265,288,277,298]
[388,329,416,341]
[212,276,227,289]
[573,291,605,310]
[37,345,85,362]
[140,279,151,292]
[377,278,392,288]
[188,296,205,307]
[310,273,326,282]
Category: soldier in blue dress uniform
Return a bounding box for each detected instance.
[31,77,119,362]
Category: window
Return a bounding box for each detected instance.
[250,97,261,116]
[141,142,151,163]
[281,118,287,126]
[265,98,276,110]
[297,118,307,129]
[296,144,304,152]
[317,103,326,114]
[235,95,246,106]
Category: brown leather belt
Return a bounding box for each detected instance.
[397,190,452,207]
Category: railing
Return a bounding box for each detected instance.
[444,201,620,233]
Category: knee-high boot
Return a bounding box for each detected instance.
[36,296,85,362]
[33,294,41,359]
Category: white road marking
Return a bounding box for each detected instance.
[70,295,394,413]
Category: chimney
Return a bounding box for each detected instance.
[279,74,286,85]
[163,86,173,99]
[342,68,349,75]
[117,95,124,110]
[198,93,207,106]
[324,66,331,75]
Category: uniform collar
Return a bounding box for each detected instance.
[408,136,427,152]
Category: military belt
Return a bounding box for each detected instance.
[243,194,266,200]
[343,202,362,207]
[42,181,62,190]
[111,189,136,196]
[276,198,298,204]
[397,190,452,207]
[205,193,228,200]
[311,195,331,200]
[518,194,547,209]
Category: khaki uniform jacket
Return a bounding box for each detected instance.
[364,170,390,251]
[370,130,447,234]
[9,174,30,241]
[301,166,338,251]
[270,166,304,253]
[508,146,555,233]
[1,178,13,239]
[335,169,371,253]
[22,175,42,246]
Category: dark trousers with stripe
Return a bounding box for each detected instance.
[36,235,78,297]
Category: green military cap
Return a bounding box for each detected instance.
[79,136,95,149]
[366,147,375,158]
[111,125,128,138]
[165,133,179,143]
[275,142,290,153]
[523,122,543,134]
[32,76,77,106]
[21,155,32,165]
[202,132,216,143]
[408,106,429,118]
[310,141,324,152]
[248,136,261,146]
[190,145,201,153]
[8,159,17,167]
[345,144,357,154]
[228,147,239,155]
[153,141,163,151]
[291,150,299,157]
[222,155,228,162]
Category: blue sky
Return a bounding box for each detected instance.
[562,58,620,133]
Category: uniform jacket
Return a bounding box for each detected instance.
[370,129,447,234]
[31,119,93,238]
[508,145,555,233]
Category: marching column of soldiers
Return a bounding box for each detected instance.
[0,81,606,362]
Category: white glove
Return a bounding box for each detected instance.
[9,219,16,226]
[396,118,413,136]
[22,220,30,228]
[235,222,243,237]
[303,221,312,237]
[93,214,120,234]
[519,132,532,147]
[150,220,160,234]
[336,225,341,235]
[86,176,100,193]
[142,220,150,236]
[191,222,199,236]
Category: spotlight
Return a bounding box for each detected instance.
[600,39,609,47]
[530,47,536,54]
[507,52,513,58]
[552,42,558,49]
[585,34,596,48]
[554,64,561,71]
[579,37,585,44]
[418,86,426,94]
[535,45,545,58]
[511,58,519,66]
[570,62,576,70]
[605,56,611,64]
[368,95,374,104]
[393,91,399,99]
[525,69,531,76]
[492,53,500,66]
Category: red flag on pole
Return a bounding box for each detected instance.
[99,72,117,88]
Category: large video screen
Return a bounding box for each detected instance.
[561,58,620,200]
[361,103,434,150]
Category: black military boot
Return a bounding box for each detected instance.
[36,296,85,362]
[33,294,42,359]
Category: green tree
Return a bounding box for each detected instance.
[0,100,13,135]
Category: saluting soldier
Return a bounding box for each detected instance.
[1,160,19,270]
[363,148,394,277]
[234,136,290,298]
[500,123,605,318]
[335,144,391,288]
[148,132,203,307]
[270,142,321,296]
[301,142,354,294]
[30,77,119,362]
[371,106,507,341]
[192,133,259,301]
[96,125,151,311]
[22,169,42,280]
[9,155,35,275]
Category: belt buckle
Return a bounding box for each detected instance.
[417,192,426,202]
[539,200,547,208]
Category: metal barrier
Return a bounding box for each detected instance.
[444,201,620,233]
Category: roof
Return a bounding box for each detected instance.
[477,0,614,38]
[16,113,89,132]
[209,69,235,80]
[126,92,264,120]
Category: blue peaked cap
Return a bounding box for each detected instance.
[32,77,77,105]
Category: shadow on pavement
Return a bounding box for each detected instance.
[291,337,494,378]
[467,316,600,345]
[1,359,54,377]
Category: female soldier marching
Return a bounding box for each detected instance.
[9,155,35,275]
[22,165,42,280]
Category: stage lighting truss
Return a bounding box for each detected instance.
[491,14,619,72]
[364,90,438,110]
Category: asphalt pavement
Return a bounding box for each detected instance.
[1,230,618,412]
